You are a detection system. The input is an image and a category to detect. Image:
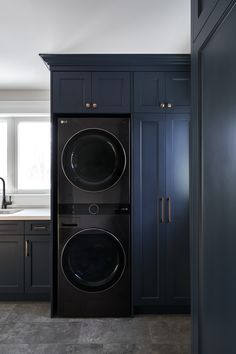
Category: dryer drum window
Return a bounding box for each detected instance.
[62,128,126,191]
[61,229,126,292]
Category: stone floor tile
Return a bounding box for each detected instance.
[79,317,151,345]
[32,343,103,354]
[0,321,82,345]
[0,344,31,354]
[0,303,17,322]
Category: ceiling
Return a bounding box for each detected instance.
[0,0,190,90]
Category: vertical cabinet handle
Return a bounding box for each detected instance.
[160,197,165,223]
[167,197,172,223]
[25,240,30,257]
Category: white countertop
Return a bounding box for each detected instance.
[0,208,50,220]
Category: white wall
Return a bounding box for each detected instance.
[0,0,191,90]
[0,90,50,114]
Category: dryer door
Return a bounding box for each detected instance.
[61,229,126,292]
[61,128,126,191]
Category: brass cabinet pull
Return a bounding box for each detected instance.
[25,240,30,257]
[85,103,91,108]
[160,102,166,109]
[92,103,97,109]
[167,103,173,108]
[160,197,165,223]
[167,197,172,223]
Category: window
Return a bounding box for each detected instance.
[0,116,50,194]
[0,121,7,184]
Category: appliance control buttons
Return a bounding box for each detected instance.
[88,203,99,215]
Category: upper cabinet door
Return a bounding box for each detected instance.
[53,72,92,113]
[134,72,165,113]
[165,72,191,113]
[92,72,130,113]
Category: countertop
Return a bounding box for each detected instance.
[0,208,50,221]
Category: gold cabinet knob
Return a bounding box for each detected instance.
[160,102,166,109]
[85,103,91,108]
[92,103,97,109]
[167,103,173,108]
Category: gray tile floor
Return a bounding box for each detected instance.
[0,302,191,354]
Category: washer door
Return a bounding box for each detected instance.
[61,229,126,292]
[62,128,126,191]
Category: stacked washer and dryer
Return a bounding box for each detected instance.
[57,117,130,317]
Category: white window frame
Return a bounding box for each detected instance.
[0,114,50,195]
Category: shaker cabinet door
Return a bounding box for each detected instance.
[165,115,190,306]
[25,235,50,294]
[0,236,24,293]
[165,72,191,113]
[53,72,92,113]
[133,113,166,307]
[92,72,130,113]
[134,72,165,113]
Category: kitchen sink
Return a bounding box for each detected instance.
[0,209,22,214]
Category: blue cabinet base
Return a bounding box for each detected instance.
[134,306,190,315]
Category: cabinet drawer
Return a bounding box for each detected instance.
[25,221,51,235]
[0,221,24,235]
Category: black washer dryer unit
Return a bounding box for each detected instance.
[58,117,130,204]
[57,208,130,317]
[57,116,130,317]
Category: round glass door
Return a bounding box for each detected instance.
[62,129,126,191]
[61,229,126,292]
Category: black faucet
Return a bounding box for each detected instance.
[0,177,12,209]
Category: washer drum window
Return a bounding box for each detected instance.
[61,229,126,292]
[62,128,126,192]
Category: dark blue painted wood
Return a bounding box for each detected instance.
[165,72,191,113]
[165,114,190,306]
[134,72,190,113]
[133,113,166,307]
[40,54,191,69]
[192,0,219,39]
[52,71,130,114]
[25,235,50,294]
[192,1,236,353]
[0,235,24,293]
[52,72,91,113]
[134,72,165,113]
[92,72,130,113]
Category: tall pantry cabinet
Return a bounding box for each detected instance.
[133,71,191,312]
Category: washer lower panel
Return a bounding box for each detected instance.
[57,214,131,317]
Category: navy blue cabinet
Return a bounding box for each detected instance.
[53,71,130,113]
[40,54,191,315]
[25,236,50,294]
[25,221,50,294]
[134,72,190,113]
[133,114,166,308]
[133,113,190,312]
[0,222,24,294]
[165,115,190,306]
[0,220,50,299]
[53,72,91,114]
